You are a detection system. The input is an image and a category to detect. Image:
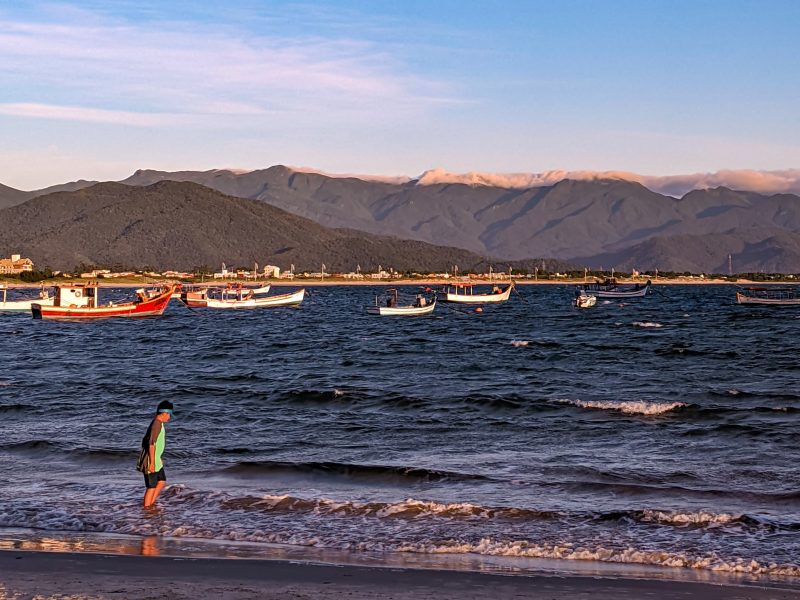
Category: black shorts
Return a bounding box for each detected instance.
[144,468,166,489]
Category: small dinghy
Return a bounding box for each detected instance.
[575,291,597,308]
[367,289,436,316]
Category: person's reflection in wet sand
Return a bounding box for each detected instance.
[140,536,160,557]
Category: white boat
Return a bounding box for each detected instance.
[367,289,436,316]
[180,283,271,307]
[575,292,597,308]
[736,287,800,306]
[441,282,513,303]
[0,284,55,313]
[577,279,651,299]
[204,288,305,309]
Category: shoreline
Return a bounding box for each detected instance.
[1,528,799,599]
[0,277,782,289]
[2,548,799,600]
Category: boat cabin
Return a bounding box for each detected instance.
[52,284,99,308]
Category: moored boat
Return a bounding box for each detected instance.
[0,284,55,313]
[181,285,304,309]
[180,283,271,308]
[577,278,651,299]
[31,284,176,320]
[735,286,800,306]
[367,289,436,316]
[441,281,513,304]
[575,291,597,308]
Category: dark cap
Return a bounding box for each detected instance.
[156,400,174,414]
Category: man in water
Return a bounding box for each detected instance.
[140,400,173,508]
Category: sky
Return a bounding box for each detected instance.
[1,0,799,190]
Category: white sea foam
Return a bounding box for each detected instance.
[638,510,740,526]
[557,399,686,415]
[333,389,345,397]
[510,340,530,347]
[392,539,800,577]
[632,321,663,328]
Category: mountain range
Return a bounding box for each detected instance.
[4,166,800,272]
[0,181,569,272]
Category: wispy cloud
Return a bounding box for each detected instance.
[0,4,447,126]
[0,103,186,126]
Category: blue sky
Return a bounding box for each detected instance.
[1,0,798,189]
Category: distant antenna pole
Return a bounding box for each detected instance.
[535,266,538,282]
[728,254,733,276]
[584,267,588,283]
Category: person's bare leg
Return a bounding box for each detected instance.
[151,480,166,504]
[143,487,157,508]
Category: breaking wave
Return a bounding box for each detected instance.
[556,399,687,415]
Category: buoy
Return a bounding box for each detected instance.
[475,307,483,313]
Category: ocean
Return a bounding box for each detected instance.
[1,284,798,584]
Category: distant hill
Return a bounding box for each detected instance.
[5,166,800,272]
[0,181,569,272]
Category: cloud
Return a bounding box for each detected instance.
[409,167,800,196]
[0,6,446,126]
[0,103,186,126]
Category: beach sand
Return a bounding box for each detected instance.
[1,550,798,600]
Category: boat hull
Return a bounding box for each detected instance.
[736,292,800,306]
[578,281,651,298]
[367,300,436,316]
[442,285,513,304]
[31,288,174,320]
[0,298,55,313]
[203,288,305,309]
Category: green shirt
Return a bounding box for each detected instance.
[147,419,166,471]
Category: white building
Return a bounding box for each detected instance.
[0,254,34,274]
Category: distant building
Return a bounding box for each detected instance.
[0,254,34,274]
[80,269,111,278]
[262,265,280,278]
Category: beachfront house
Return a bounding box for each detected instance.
[0,254,34,274]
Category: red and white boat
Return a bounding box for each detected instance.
[31,283,176,320]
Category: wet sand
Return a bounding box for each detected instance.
[1,550,798,600]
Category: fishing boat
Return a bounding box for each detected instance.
[183,286,304,309]
[31,284,176,320]
[180,283,271,308]
[367,289,436,316]
[575,291,597,308]
[440,281,514,303]
[577,278,651,299]
[0,284,55,313]
[735,286,800,306]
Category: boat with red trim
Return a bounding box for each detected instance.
[31,283,176,320]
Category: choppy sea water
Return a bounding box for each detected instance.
[1,284,799,583]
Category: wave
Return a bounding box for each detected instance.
[0,440,62,453]
[212,491,800,532]
[632,321,663,328]
[394,539,800,577]
[218,494,559,521]
[556,399,686,415]
[221,461,488,483]
[0,403,32,413]
[510,340,530,347]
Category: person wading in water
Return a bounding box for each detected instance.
[138,400,173,508]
